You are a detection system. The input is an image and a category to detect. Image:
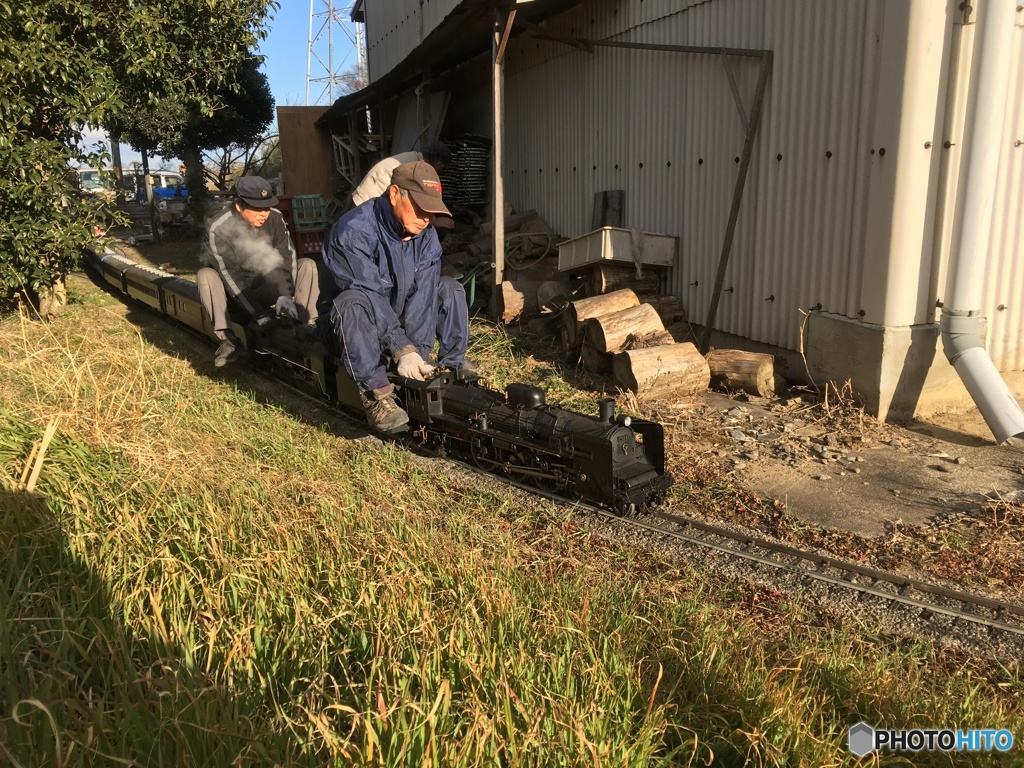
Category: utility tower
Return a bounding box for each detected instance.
[306,0,367,106]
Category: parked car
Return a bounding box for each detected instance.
[135,171,188,203]
[75,168,116,201]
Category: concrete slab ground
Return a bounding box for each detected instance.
[695,391,1024,539]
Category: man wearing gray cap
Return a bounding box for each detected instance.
[197,176,319,367]
[322,160,471,432]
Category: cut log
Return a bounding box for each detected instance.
[589,263,661,296]
[613,343,711,402]
[707,349,779,398]
[582,303,665,354]
[581,341,613,374]
[640,294,687,324]
[499,279,544,324]
[479,209,539,237]
[564,288,639,349]
[626,329,676,349]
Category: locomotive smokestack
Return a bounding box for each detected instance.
[599,398,615,423]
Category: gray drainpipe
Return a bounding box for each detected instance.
[939,0,1024,445]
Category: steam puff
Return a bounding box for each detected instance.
[216,215,285,288]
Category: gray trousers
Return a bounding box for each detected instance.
[197,258,320,339]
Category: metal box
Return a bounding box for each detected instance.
[557,227,677,272]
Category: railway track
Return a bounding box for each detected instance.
[263,360,1024,657]
[108,283,1024,658]
[641,508,1024,636]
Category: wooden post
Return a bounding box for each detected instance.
[490,8,515,321]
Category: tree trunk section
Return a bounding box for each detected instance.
[613,343,711,402]
[589,263,661,296]
[707,349,778,397]
[499,279,543,324]
[581,342,613,374]
[582,303,665,353]
[37,277,68,318]
[564,288,639,350]
[640,294,687,324]
[479,209,539,237]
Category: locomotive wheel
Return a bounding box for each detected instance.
[614,500,637,516]
[501,452,525,479]
[533,458,562,493]
[470,439,494,471]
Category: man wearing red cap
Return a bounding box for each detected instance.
[322,161,471,432]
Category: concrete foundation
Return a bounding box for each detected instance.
[805,311,1024,422]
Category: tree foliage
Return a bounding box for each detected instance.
[0,0,276,311]
[203,134,281,193]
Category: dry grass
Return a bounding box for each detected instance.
[1,275,1022,766]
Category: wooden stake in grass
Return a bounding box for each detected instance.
[24,417,59,493]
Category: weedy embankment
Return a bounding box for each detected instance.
[1,274,1021,767]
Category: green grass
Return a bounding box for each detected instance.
[0,276,1022,766]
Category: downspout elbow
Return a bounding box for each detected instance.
[939,311,983,365]
[939,310,1024,445]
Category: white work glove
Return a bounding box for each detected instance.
[275,295,298,320]
[396,350,436,381]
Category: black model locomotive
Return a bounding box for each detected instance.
[82,248,673,512]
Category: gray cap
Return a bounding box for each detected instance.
[234,176,278,208]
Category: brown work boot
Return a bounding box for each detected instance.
[360,388,409,432]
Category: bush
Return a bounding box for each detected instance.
[0,0,273,312]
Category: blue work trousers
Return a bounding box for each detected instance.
[331,276,469,392]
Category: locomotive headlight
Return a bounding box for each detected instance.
[616,414,632,427]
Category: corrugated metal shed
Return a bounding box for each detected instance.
[498,0,1022,365]
[363,0,461,80]
[504,0,884,352]
[341,0,1022,369]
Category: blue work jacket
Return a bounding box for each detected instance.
[321,195,442,358]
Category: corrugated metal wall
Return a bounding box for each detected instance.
[363,0,461,80]
[501,0,1023,366]
[986,17,1024,369]
[360,0,1023,367]
[504,0,883,352]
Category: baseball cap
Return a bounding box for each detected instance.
[390,161,451,217]
[234,176,278,208]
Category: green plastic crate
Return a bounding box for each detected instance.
[292,194,326,230]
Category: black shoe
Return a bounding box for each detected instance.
[214,338,243,367]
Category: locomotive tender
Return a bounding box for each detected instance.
[83,248,673,512]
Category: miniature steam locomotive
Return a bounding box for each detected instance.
[82,249,673,512]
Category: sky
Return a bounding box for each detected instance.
[90,0,358,169]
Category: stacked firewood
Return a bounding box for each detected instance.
[563,278,782,403]
[562,284,709,401]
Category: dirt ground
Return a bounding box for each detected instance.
[693,387,1024,539]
